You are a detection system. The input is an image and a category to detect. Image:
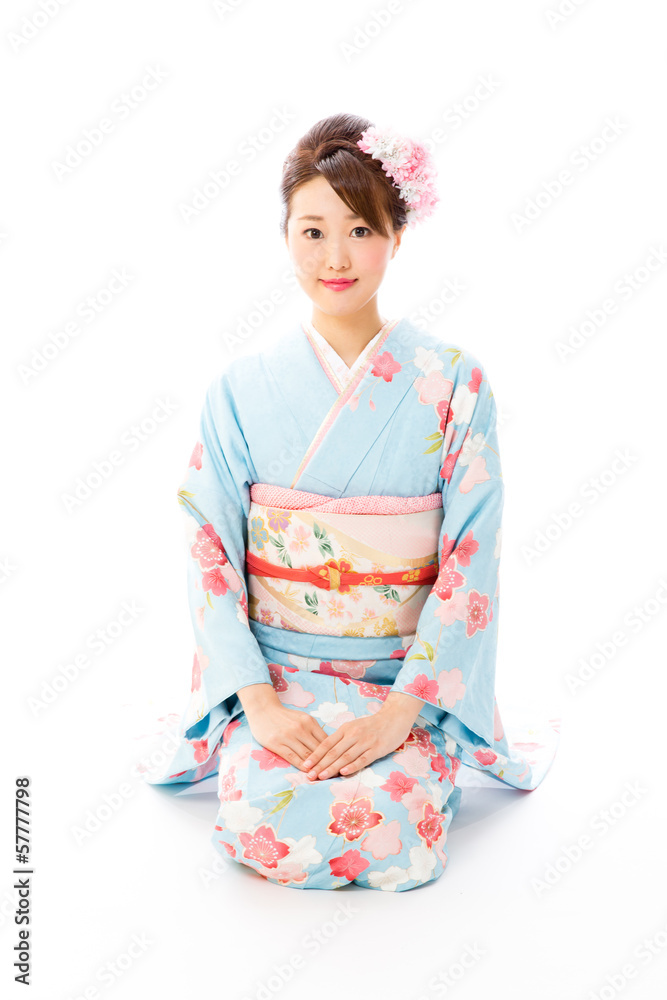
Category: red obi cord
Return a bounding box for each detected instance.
[245,550,438,593]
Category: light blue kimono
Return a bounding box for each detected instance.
[140,316,559,890]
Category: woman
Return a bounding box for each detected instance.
[141,113,559,891]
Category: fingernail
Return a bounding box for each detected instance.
[319,771,327,779]
[303,760,312,768]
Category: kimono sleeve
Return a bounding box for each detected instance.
[389,356,505,750]
[177,370,274,738]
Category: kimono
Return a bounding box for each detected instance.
[140,315,559,891]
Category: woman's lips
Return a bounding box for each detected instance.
[320,279,357,290]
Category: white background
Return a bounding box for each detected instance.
[2,1,666,997]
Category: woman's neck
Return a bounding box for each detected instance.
[309,307,388,368]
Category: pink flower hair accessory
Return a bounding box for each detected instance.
[356,125,439,227]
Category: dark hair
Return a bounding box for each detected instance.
[279,113,408,240]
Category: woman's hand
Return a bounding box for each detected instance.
[302,693,425,781]
[241,692,330,772]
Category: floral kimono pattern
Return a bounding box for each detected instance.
[139,315,560,891]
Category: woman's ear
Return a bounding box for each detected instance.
[391,224,407,257]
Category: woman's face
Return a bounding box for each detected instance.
[284,174,405,319]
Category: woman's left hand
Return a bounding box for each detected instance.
[302,701,420,780]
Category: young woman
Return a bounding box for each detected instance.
[142,113,559,891]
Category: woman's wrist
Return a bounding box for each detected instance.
[237,682,280,710]
[379,690,425,725]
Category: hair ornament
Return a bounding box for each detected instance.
[356,125,439,226]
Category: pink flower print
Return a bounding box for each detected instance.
[331,659,374,679]
[447,754,461,784]
[238,824,291,869]
[329,849,370,881]
[202,565,230,597]
[390,647,407,659]
[189,440,203,470]
[381,770,418,802]
[312,662,351,684]
[440,447,461,484]
[258,862,309,885]
[436,396,453,433]
[402,784,433,824]
[433,591,469,626]
[191,651,201,692]
[278,681,316,707]
[465,589,490,637]
[473,748,498,766]
[216,837,236,858]
[468,367,483,392]
[191,524,227,570]
[437,667,466,708]
[356,681,389,699]
[190,737,209,763]
[410,727,438,757]
[393,745,432,778]
[288,524,310,553]
[258,608,275,626]
[416,802,445,849]
[326,596,347,619]
[404,674,439,703]
[414,371,453,405]
[218,767,242,802]
[222,717,242,747]
[268,662,289,692]
[430,753,451,783]
[459,455,490,494]
[440,533,455,562]
[453,530,479,567]
[251,747,291,770]
[267,509,291,532]
[360,819,403,860]
[433,556,466,601]
[371,351,402,382]
[328,797,384,841]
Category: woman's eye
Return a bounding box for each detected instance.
[352,226,371,237]
[303,228,322,239]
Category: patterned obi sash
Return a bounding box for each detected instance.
[245,483,443,638]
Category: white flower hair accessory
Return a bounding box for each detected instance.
[356,125,439,227]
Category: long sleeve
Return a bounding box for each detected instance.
[389,355,505,752]
[142,372,275,784]
[180,372,275,729]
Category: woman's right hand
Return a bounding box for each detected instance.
[238,684,329,772]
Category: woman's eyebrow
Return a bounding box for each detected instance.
[297,213,362,221]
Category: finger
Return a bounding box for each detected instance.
[301,732,338,770]
[312,737,362,778]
